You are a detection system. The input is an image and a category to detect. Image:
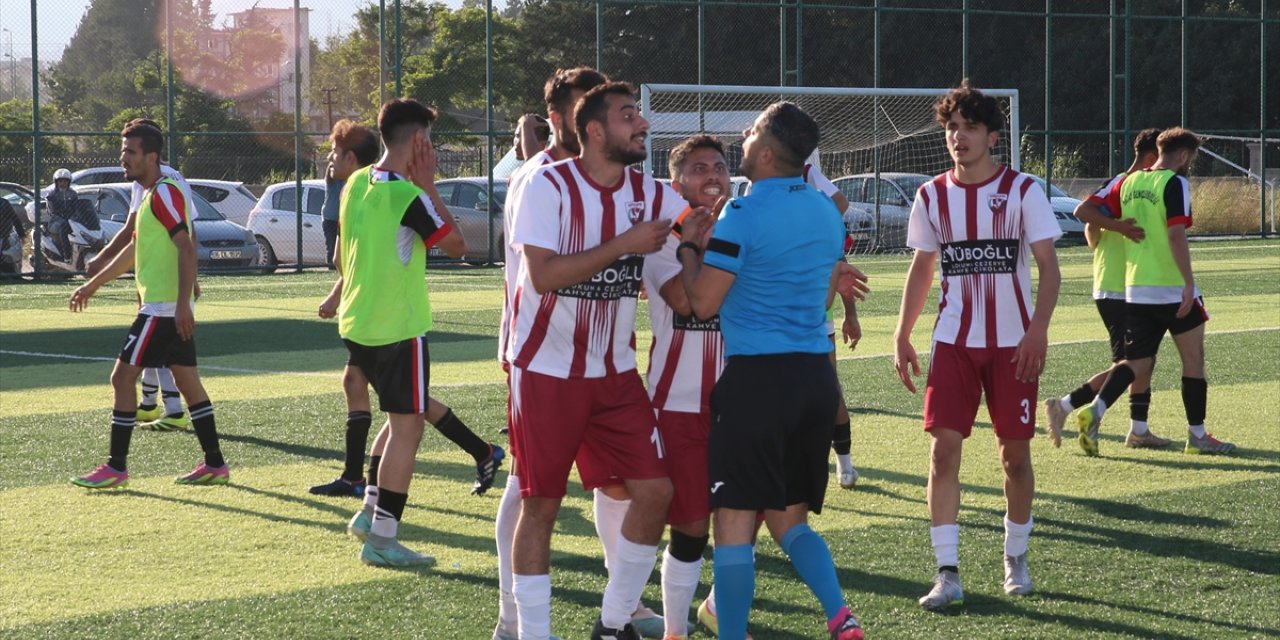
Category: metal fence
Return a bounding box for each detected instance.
[0,0,1276,277]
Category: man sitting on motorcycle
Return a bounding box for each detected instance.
[45,168,79,259]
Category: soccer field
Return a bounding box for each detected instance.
[1,241,1278,639]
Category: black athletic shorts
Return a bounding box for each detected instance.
[119,313,197,368]
[343,335,430,415]
[707,353,839,514]
[1125,298,1208,360]
[1094,298,1128,362]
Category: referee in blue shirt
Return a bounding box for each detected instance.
[677,102,867,640]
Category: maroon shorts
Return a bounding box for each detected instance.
[510,367,668,499]
[924,342,1037,440]
[658,408,711,525]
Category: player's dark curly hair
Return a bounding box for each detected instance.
[573,81,638,144]
[668,135,725,179]
[1133,128,1162,157]
[545,67,609,114]
[934,80,1003,132]
[758,101,820,173]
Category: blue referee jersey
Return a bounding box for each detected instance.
[703,175,845,357]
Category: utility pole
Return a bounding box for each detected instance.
[320,86,338,129]
[2,29,14,100]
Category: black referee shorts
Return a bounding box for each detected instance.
[1094,298,1128,362]
[707,353,840,514]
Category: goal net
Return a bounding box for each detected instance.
[640,84,1020,251]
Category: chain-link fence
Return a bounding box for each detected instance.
[0,0,1276,276]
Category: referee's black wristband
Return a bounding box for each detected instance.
[677,241,701,259]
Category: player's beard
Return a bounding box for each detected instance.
[605,134,646,166]
[559,129,582,156]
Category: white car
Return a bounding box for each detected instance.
[1029,176,1087,241]
[247,179,328,268]
[188,179,258,227]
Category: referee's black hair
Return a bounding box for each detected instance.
[378,98,437,145]
[759,101,820,173]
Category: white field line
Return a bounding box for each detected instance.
[3,326,1275,378]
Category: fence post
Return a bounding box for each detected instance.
[1109,0,1116,176]
[1045,0,1053,193]
[596,0,603,71]
[395,0,402,97]
[30,0,41,278]
[294,0,303,272]
[166,0,175,165]
[486,0,496,263]
[1260,2,1269,237]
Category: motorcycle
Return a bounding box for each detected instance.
[31,198,105,273]
[0,199,21,274]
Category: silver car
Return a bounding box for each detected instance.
[832,172,928,250]
[79,183,259,269]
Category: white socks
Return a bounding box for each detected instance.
[495,474,522,633]
[362,485,379,511]
[1058,396,1073,412]
[514,573,552,640]
[1130,420,1150,436]
[930,524,960,568]
[661,548,703,636]
[157,368,182,415]
[1004,516,1033,557]
[370,507,398,538]
[593,489,630,570]
[1189,423,1207,438]
[600,536,659,629]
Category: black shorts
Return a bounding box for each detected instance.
[707,353,839,514]
[1094,298,1128,362]
[343,336,430,415]
[119,314,197,368]
[1125,298,1209,360]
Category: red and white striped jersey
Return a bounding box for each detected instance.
[499,150,556,366]
[906,166,1061,348]
[642,229,725,414]
[506,158,686,378]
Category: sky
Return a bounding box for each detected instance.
[0,0,470,61]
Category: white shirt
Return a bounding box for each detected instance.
[506,158,686,378]
[803,163,840,199]
[132,164,196,220]
[498,150,555,366]
[907,166,1061,348]
[642,230,724,413]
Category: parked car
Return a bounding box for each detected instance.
[187,179,258,227]
[1,182,38,230]
[434,177,507,262]
[77,183,259,269]
[1029,176,1086,241]
[832,172,927,250]
[41,167,127,194]
[247,179,328,267]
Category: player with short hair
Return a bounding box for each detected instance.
[312,119,502,500]
[893,82,1061,610]
[676,101,867,640]
[506,81,682,640]
[86,118,199,434]
[334,98,465,567]
[70,120,229,488]
[1044,129,1174,451]
[1076,128,1235,456]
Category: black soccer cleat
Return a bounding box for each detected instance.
[472,444,506,496]
[590,618,642,640]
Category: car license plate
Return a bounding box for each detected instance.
[210,250,241,259]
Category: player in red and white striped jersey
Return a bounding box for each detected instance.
[641,135,728,639]
[893,82,1061,610]
[507,82,685,640]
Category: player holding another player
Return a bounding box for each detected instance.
[1044,129,1172,451]
[69,120,229,488]
[1075,128,1236,456]
[334,98,465,567]
[893,82,1061,609]
[506,81,683,640]
[677,101,868,640]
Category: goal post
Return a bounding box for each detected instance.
[640,84,1020,251]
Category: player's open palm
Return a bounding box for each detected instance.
[408,134,438,189]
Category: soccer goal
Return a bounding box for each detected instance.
[640,84,1020,251]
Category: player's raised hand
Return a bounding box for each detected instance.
[620,218,674,255]
[836,262,870,302]
[408,131,438,190]
[894,336,921,393]
[68,283,97,312]
[1117,218,1146,242]
[1011,324,1048,382]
